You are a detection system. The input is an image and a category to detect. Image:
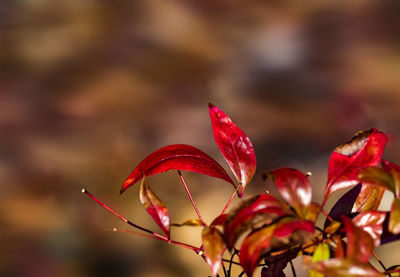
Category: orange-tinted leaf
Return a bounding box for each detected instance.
[240,219,314,277]
[265,168,312,218]
[352,211,386,247]
[382,160,400,198]
[353,183,386,213]
[139,179,170,238]
[224,194,289,249]
[342,216,374,263]
[171,219,202,227]
[239,224,276,277]
[358,167,395,192]
[209,103,256,196]
[202,226,225,276]
[305,258,384,277]
[325,221,341,235]
[333,236,345,258]
[304,202,321,222]
[121,144,235,194]
[389,198,400,234]
[324,129,387,200]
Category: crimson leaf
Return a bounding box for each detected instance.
[120,144,235,194]
[209,103,256,196]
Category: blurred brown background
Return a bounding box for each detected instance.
[1,0,400,276]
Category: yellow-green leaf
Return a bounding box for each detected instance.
[309,243,330,277]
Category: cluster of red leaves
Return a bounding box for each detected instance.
[116,104,400,277]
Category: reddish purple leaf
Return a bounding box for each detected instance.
[265,168,312,218]
[324,129,387,200]
[324,184,362,229]
[240,219,314,277]
[202,226,225,276]
[352,211,386,247]
[224,194,289,249]
[389,198,400,234]
[262,246,300,277]
[382,160,400,198]
[380,211,400,244]
[342,216,374,263]
[210,213,228,227]
[139,179,170,238]
[305,258,384,277]
[209,103,256,196]
[120,144,235,194]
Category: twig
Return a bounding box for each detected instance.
[289,260,297,277]
[177,171,205,225]
[220,185,241,215]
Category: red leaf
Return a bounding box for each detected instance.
[352,211,386,247]
[382,160,400,198]
[202,226,225,276]
[120,144,235,194]
[139,179,170,238]
[265,168,312,218]
[209,103,256,196]
[342,216,374,263]
[389,198,400,234]
[305,258,384,277]
[240,218,314,277]
[324,129,387,200]
[224,194,289,249]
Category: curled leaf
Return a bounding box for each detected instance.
[209,103,256,196]
[353,183,386,213]
[358,167,395,192]
[324,129,387,200]
[202,226,225,276]
[121,144,235,194]
[389,198,400,234]
[140,179,170,238]
[342,216,374,263]
[352,211,386,247]
[224,194,289,249]
[265,168,312,218]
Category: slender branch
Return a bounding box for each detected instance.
[321,208,333,223]
[177,171,205,225]
[372,251,391,277]
[220,185,241,215]
[289,260,297,277]
[228,250,238,276]
[222,262,228,277]
[114,227,202,254]
[82,188,166,239]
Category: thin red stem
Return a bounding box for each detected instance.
[114,227,202,254]
[321,208,333,223]
[220,184,241,215]
[82,188,166,240]
[177,171,205,225]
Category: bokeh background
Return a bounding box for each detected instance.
[1,1,400,276]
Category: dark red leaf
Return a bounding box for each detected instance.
[210,213,228,226]
[239,218,314,277]
[352,211,386,247]
[389,198,400,234]
[139,179,170,238]
[265,168,312,218]
[261,267,285,277]
[263,246,300,277]
[305,258,384,277]
[224,194,290,249]
[342,216,374,263]
[382,160,400,198]
[202,226,225,276]
[120,144,235,194]
[324,129,387,200]
[324,184,361,229]
[353,183,386,213]
[209,103,256,196]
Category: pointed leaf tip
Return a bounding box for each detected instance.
[208,104,256,196]
[202,226,225,276]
